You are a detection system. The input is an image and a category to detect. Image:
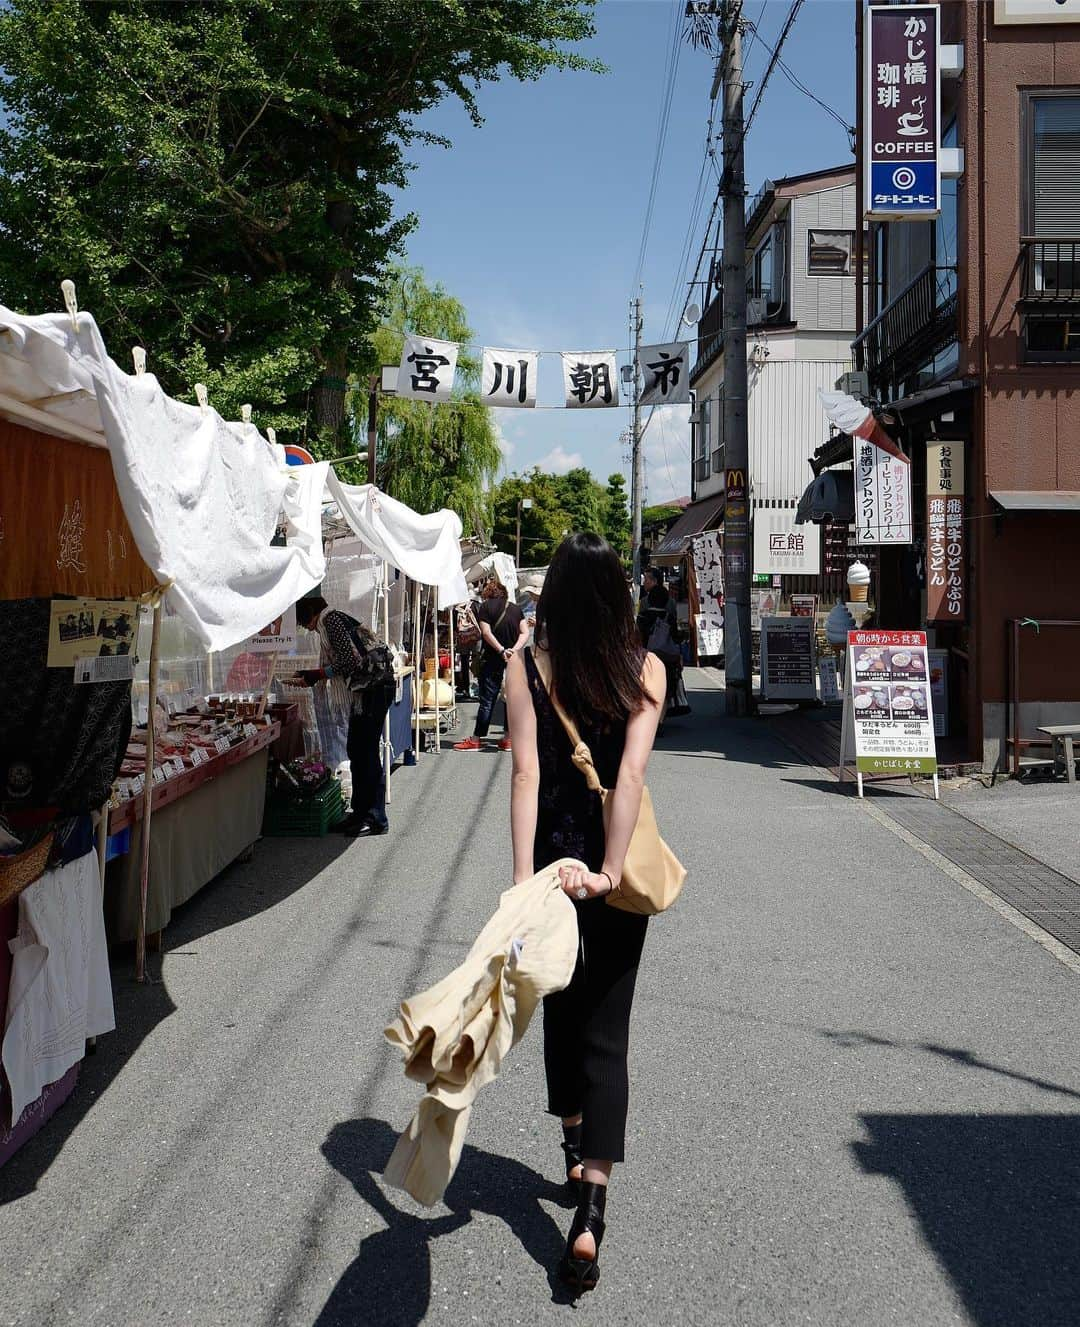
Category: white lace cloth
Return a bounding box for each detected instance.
[2,848,114,1123]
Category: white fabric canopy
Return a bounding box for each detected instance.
[0,306,326,650]
[326,473,468,608]
[462,549,518,599]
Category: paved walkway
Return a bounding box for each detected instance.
[3,671,1080,1326]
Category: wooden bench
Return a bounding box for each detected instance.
[1038,725,1080,785]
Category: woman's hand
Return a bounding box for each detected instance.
[557,862,614,901]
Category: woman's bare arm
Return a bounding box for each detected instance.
[505,651,539,884]
[600,653,666,887]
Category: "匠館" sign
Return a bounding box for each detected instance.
[752,508,821,576]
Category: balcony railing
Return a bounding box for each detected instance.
[1020,238,1080,302]
[853,263,957,387]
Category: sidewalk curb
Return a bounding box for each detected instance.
[859,799,1080,978]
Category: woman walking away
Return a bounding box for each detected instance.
[454,576,529,753]
[504,533,666,1292]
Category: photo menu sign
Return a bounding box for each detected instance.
[865,4,941,219]
[846,630,937,775]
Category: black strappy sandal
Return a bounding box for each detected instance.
[560,1120,583,1192]
[559,1180,607,1293]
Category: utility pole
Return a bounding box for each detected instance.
[366,372,378,486]
[721,0,753,716]
[515,496,532,566]
[629,294,644,603]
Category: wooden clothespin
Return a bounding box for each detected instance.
[194,383,209,414]
[60,279,79,332]
[132,346,147,376]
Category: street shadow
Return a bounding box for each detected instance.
[821,1028,1080,1102]
[853,1114,1080,1326]
[315,1117,574,1325]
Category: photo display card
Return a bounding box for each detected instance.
[846,630,937,775]
[48,598,138,669]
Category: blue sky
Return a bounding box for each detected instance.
[398,0,856,503]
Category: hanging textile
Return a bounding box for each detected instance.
[561,351,620,409]
[638,342,691,406]
[480,347,538,409]
[396,335,459,404]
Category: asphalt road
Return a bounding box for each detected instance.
[3,670,1080,1327]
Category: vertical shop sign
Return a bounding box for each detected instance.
[854,438,913,544]
[724,468,749,598]
[865,4,940,219]
[926,441,965,622]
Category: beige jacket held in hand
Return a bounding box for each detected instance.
[383,859,581,1206]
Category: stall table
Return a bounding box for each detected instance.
[104,722,279,944]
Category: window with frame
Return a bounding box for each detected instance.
[808,230,854,277]
[694,397,711,482]
[1022,91,1080,361]
[711,388,725,472]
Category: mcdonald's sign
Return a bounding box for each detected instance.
[725,468,747,518]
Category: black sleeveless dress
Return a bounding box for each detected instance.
[523,647,628,874]
[523,647,649,1163]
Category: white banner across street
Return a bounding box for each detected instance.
[481,347,538,409]
[561,351,620,408]
[397,335,459,403]
[638,341,690,406]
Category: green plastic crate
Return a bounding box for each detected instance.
[263,778,346,837]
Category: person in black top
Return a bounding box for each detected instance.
[453,577,528,752]
[293,596,395,837]
[504,533,667,1293]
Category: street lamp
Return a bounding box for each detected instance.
[516,497,533,567]
[364,367,398,485]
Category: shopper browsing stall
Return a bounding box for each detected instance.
[454,577,528,753]
[292,596,395,837]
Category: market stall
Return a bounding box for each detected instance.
[326,475,468,754]
[0,292,325,1161]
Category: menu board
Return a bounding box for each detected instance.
[760,617,817,702]
[846,630,937,775]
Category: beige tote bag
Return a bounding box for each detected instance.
[534,652,686,915]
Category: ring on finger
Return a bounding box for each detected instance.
[575,886,588,900]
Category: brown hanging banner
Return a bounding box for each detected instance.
[0,419,155,600]
[926,440,965,622]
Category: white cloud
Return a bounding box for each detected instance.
[492,417,514,459]
[537,445,584,475]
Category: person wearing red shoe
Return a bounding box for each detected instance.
[453,577,527,752]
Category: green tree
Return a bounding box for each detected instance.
[488,464,623,565]
[642,502,683,527]
[603,473,631,555]
[367,267,499,535]
[0,0,599,442]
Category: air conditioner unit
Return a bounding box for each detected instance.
[837,371,869,396]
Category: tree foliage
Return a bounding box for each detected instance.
[0,0,599,440]
[366,267,500,536]
[489,465,630,565]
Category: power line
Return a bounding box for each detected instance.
[633,2,684,289]
[670,0,807,338]
[743,15,853,137]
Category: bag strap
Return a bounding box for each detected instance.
[529,648,607,795]
[491,599,509,632]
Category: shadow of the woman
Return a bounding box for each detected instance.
[316,1117,574,1326]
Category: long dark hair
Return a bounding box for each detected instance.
[535,532,647,726]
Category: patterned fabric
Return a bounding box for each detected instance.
[317,609,394,718]
[0,599,132,814]
[523,648,628,874]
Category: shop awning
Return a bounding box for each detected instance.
[650,494,724,564]
[0,304,326,651]
[326,473,468,608]
[991,490,1080,512]
[882,377,977,417]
